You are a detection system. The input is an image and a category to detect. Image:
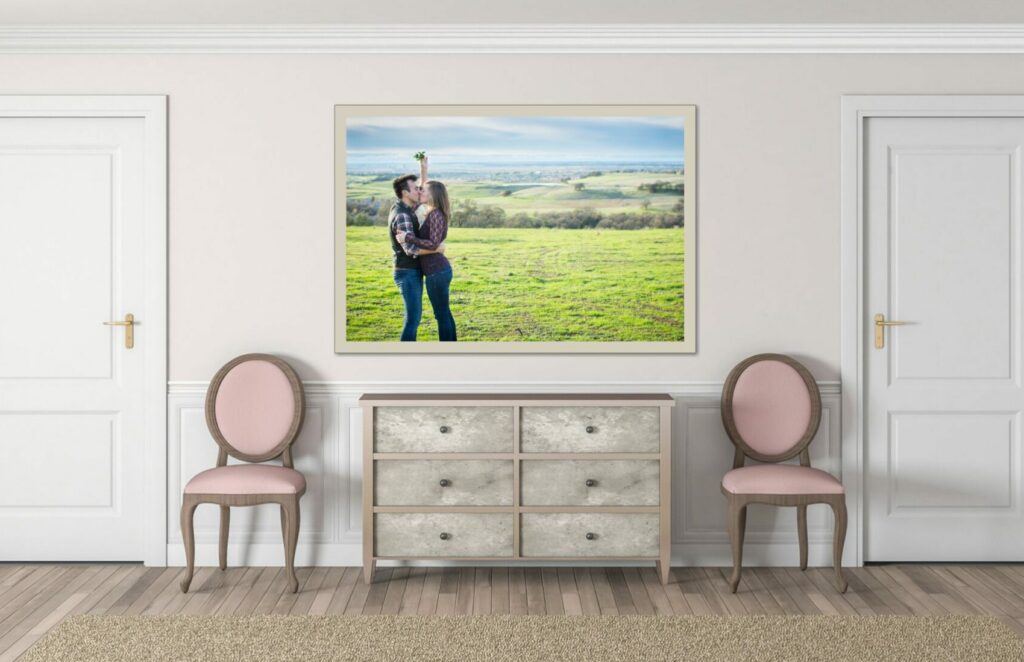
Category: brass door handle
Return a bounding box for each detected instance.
[874,314,908,349]
[103,313,135,349]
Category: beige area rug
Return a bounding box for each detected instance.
[23,614,1024,662]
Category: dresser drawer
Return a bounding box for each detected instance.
[520,407,660,453]
[521,460,659,506]
[374,407,513,453]
[375,513,513,558]
[375,460,513,506]
[520,513,659,557]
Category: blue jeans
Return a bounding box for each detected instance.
[425,267,457,342]
[393,268,422,341]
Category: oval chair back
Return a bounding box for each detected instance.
[721,353,821,467]
[205,353,305,467]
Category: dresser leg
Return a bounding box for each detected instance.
[656,559,670,585]
[363,560,376,584]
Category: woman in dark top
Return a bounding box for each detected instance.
[400,156,457,341]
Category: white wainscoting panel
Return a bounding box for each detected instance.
[167,382,845,567]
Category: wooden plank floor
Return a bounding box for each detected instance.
[1,564,1023,660]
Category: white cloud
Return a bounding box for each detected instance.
[347,116,562,140]
[565,116,686,130]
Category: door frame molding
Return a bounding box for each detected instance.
[0,95,168,565]
[841,94,1024,565]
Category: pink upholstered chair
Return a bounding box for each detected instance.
[180,354,306,594]
[720,353,847,593]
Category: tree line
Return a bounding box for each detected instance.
[638,181,684,194]
[347,197,684,230]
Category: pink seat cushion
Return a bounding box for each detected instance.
[184,465,306,495]
[722,464,843,495]
[731,360,812,456]
[215,360,296,456]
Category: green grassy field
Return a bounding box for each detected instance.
[346,171,683,216]
[344,226,685,342]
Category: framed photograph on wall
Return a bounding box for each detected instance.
[335,105,696,353]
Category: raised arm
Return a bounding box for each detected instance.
[418,154,428,188]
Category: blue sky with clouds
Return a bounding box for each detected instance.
[346,115,685,166]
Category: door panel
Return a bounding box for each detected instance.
[0,150,116,378]
[888,148,1016,383]
[889,412,1015,510]
[866,117,1024,560]
[0,413,118,507]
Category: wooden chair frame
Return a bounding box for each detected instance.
[180,353,306,593]
[720,353,847,594]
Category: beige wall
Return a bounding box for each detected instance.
[3,52,1023,382]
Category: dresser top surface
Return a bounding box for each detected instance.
[359,393,675,406]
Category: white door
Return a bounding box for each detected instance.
[0,98,166,562]
[865,116,1024,560]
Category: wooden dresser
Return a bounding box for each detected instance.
[360,394,674,584]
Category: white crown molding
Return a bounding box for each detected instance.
[3,24,1024,54]
[167,379,842,397]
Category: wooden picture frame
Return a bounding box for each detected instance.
[335,105,696,353]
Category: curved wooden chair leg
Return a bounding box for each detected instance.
[831,498,848,593]
[735,505,747,587]
[282,498,301,593]
[727,499,747,593]
[180,496,199,593]
[797,505,808,570]
[219,505,230,571]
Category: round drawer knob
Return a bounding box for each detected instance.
[439,479,450,487]
[585,425,595,434]
[439,425,450,433]
[439,532,450,541]
[585,532,597,541]
[585,479,597,487]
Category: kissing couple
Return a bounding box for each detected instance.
[387,154,457,342]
